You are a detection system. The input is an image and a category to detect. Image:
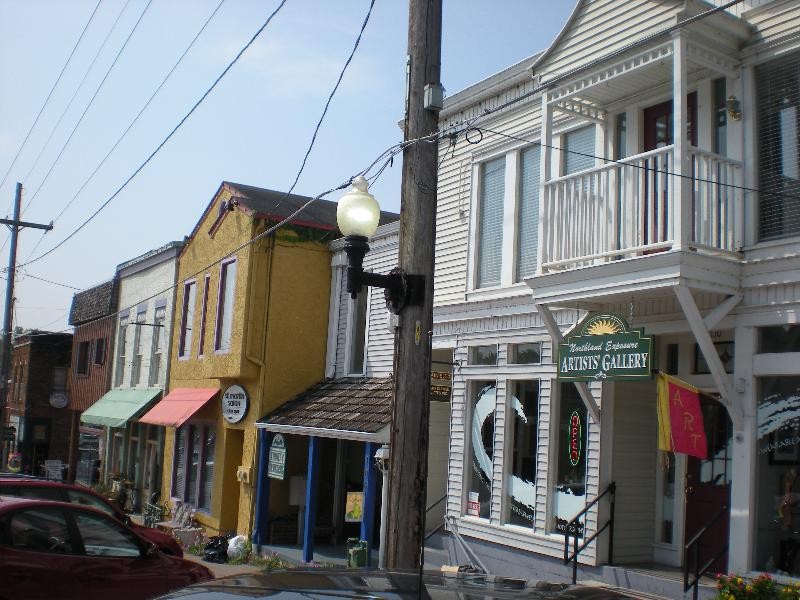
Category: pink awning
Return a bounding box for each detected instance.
[139,388,219,428]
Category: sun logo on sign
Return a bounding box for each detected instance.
[585,318,623,336]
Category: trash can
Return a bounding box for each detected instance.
[346,538,367,567]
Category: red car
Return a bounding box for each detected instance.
[0,475,183,556]
[0,495,212,600]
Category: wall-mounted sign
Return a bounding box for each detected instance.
[268,433,287,480]
[222,385,249,424]
[558,314,653,382]
[568,410,582,466]
[431,370,452,400]
[49,392,68,409]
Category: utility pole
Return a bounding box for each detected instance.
[386,0,442,569]
[0,183,53,468]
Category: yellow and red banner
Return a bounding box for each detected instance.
[657,373,708,459]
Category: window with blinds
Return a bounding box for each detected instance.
[172,427,186,498]
[757,52,800,241]
[476,157,505,288]
[564,125,596,175]
[517,145,541,281]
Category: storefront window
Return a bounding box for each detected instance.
[172,423,215,512]
[757,376,800,575]
[658,453,676,544]
[552,383,588,535]
[503,380,538,528]
[760,325,800,353]
[465,381,495,519]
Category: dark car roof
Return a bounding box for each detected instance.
[156,569,646,599]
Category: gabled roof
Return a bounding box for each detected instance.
[69,279,118,326]
[257,377,393,442]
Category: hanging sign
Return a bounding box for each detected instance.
[222,384,249,424]
[430,371,451,400]
[268,433,287,480]
[657,373,708,459]
[558,314,653,382]
[49,392,68,409]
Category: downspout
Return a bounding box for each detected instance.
[244,225,276,539]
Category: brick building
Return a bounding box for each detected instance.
[5,331,73,476]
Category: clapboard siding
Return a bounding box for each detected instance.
[611,380,658,563]
[743,0,800,53]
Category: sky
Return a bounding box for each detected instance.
[0,0,575,332]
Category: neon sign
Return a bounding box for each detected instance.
[568,410,582,466]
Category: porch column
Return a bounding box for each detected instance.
[361,441,377,566]
[302,436,320,563]
[672,30,691,250]
[251,429,272,547]
[536,93,553,274]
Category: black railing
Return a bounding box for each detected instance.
[684,504,729,600]
[563,481,616,585]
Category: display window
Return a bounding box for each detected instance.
[552,383,587,536]
[465,381,496,519]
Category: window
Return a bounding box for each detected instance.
[52,367,67,393]
[215,260,237,352]
[130,310,146,386]
[66,490,115,517]
[93,338,105,365]
[552,383,588,536]
[179,281,197,358]
[198,275,210,357]
[503,380,539,527]
[713,78,727,155]
[4,508,76,554]
[148,306,166,386]
[75,341,90,375]
[615,113,628,160]
[115,315,128,387]
[516,145,540,281]
[171,423,216,511]
[347,289,368,374]
[468,345,497,366]
[759,325,800,353]
[465,381,495,519]
[73,511,141,557]
[476,157,505,288]
[757,52,800,240]
[563,126,596,175]
[693,341,734,374]
[509,342,541,365]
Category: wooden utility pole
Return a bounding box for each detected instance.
[386,0,442,569]
[0,183,52,466]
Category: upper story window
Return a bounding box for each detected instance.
[93,338,105,365]
[76,341,91,376]
[215,259,237,353]
[131,309,146,386]
[509,342,542,365]
[759,325,800,353]
[476,157,505,288]
[179,281,197,358]
[757,51,800,241]
[52,366,67,393]
[468,345,497,366]
[198,275,210,357]
[563,126,596,175]
[115,314,128,387]
[149,305,167,386]
[347,289,368,375]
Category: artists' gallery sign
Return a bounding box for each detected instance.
[558,314,653,382]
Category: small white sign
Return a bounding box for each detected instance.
[466,491,480,517]
[49,392,68,409]
[221,384,249,424]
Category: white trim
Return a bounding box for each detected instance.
[325,266,343,378]
[255,422,390,443]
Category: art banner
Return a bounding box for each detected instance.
[657,373,707,459]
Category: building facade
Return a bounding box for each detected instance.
[4,332,73,476]
[432,0,800,590]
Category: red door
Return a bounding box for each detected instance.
[684,397,731,574]
[642,94,698,246]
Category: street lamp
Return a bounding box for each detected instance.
[336,176,424,313]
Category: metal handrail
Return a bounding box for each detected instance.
[683,504,729,600]
[563,481,616,585]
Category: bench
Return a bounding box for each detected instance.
[143,502,166,528]
[156,500,195,535]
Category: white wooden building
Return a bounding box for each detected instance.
[432,0,800,590]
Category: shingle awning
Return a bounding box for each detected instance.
[256,377,393,443]
[80,388,163,428]
[138,388,219,428]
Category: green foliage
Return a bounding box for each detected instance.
[252,552,292,570]
[714,573,800,599]
[227,539,252,565]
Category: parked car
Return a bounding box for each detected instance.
[0,475,183,556]
[0,495,212,600]
[155,569,656,599]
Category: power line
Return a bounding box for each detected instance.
[16,270,83,291]
[21,0,228,263]
[23,0,154,213]
[0,0,104,197]
[21,0,291,267]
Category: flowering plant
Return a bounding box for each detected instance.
[714,573,800,599]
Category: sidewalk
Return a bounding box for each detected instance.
[184,553,263,579]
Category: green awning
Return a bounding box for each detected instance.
[81,388,162,428]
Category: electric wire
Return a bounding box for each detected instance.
[14,0,134,205]
[0,0,104,197]
[20,0,290,268]
[21,0,228,263]
[23,0,155,213]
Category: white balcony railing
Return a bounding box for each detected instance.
[540,145,742,271]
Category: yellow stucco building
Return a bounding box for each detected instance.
[140,182,338,535]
